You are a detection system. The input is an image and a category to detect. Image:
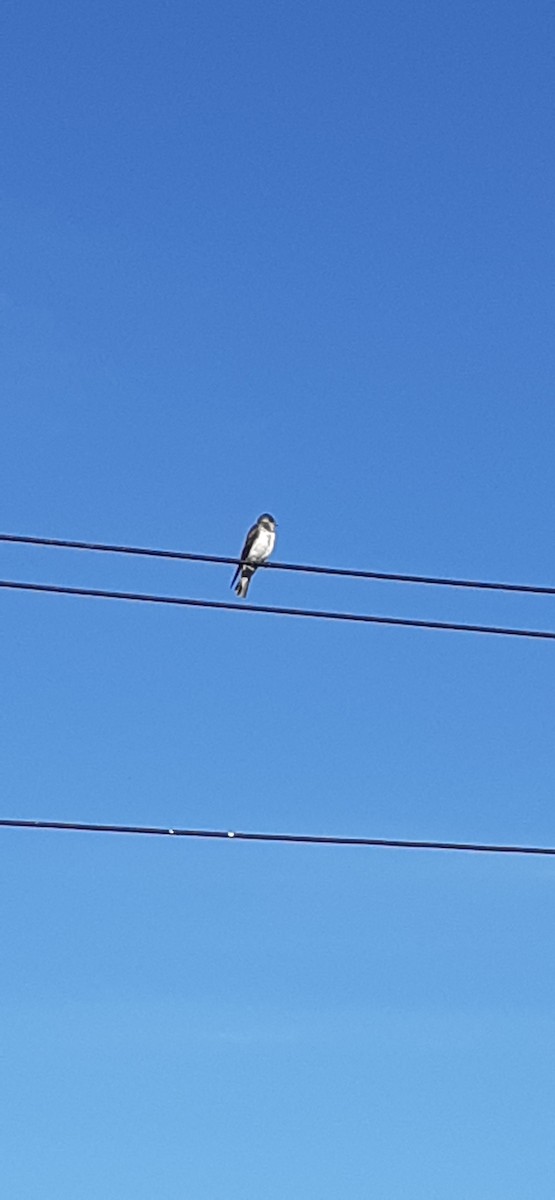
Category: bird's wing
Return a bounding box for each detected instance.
[240,522,260,562]
[230,521,258,589]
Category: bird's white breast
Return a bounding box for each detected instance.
[248,526,275,563]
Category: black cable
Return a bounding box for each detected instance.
[1,577,554,640]
[1,817,554,857]
[1,532,553,597]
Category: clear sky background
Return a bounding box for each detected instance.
[2,1,555,1196]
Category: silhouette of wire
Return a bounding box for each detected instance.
[1,577,554,641]
[1,531,553,597]
[1,816,555,857]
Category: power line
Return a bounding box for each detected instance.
[1,816,555,857]
[1,531,554,598]
[1,577,554,640]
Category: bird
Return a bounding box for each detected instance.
[231,514,277,598]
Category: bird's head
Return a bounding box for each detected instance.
[258,514,277,530]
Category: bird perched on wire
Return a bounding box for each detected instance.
[231,514,277,598]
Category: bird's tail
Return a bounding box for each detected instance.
[235,566,254,598]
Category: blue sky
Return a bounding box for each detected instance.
[2,1,555,1196]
